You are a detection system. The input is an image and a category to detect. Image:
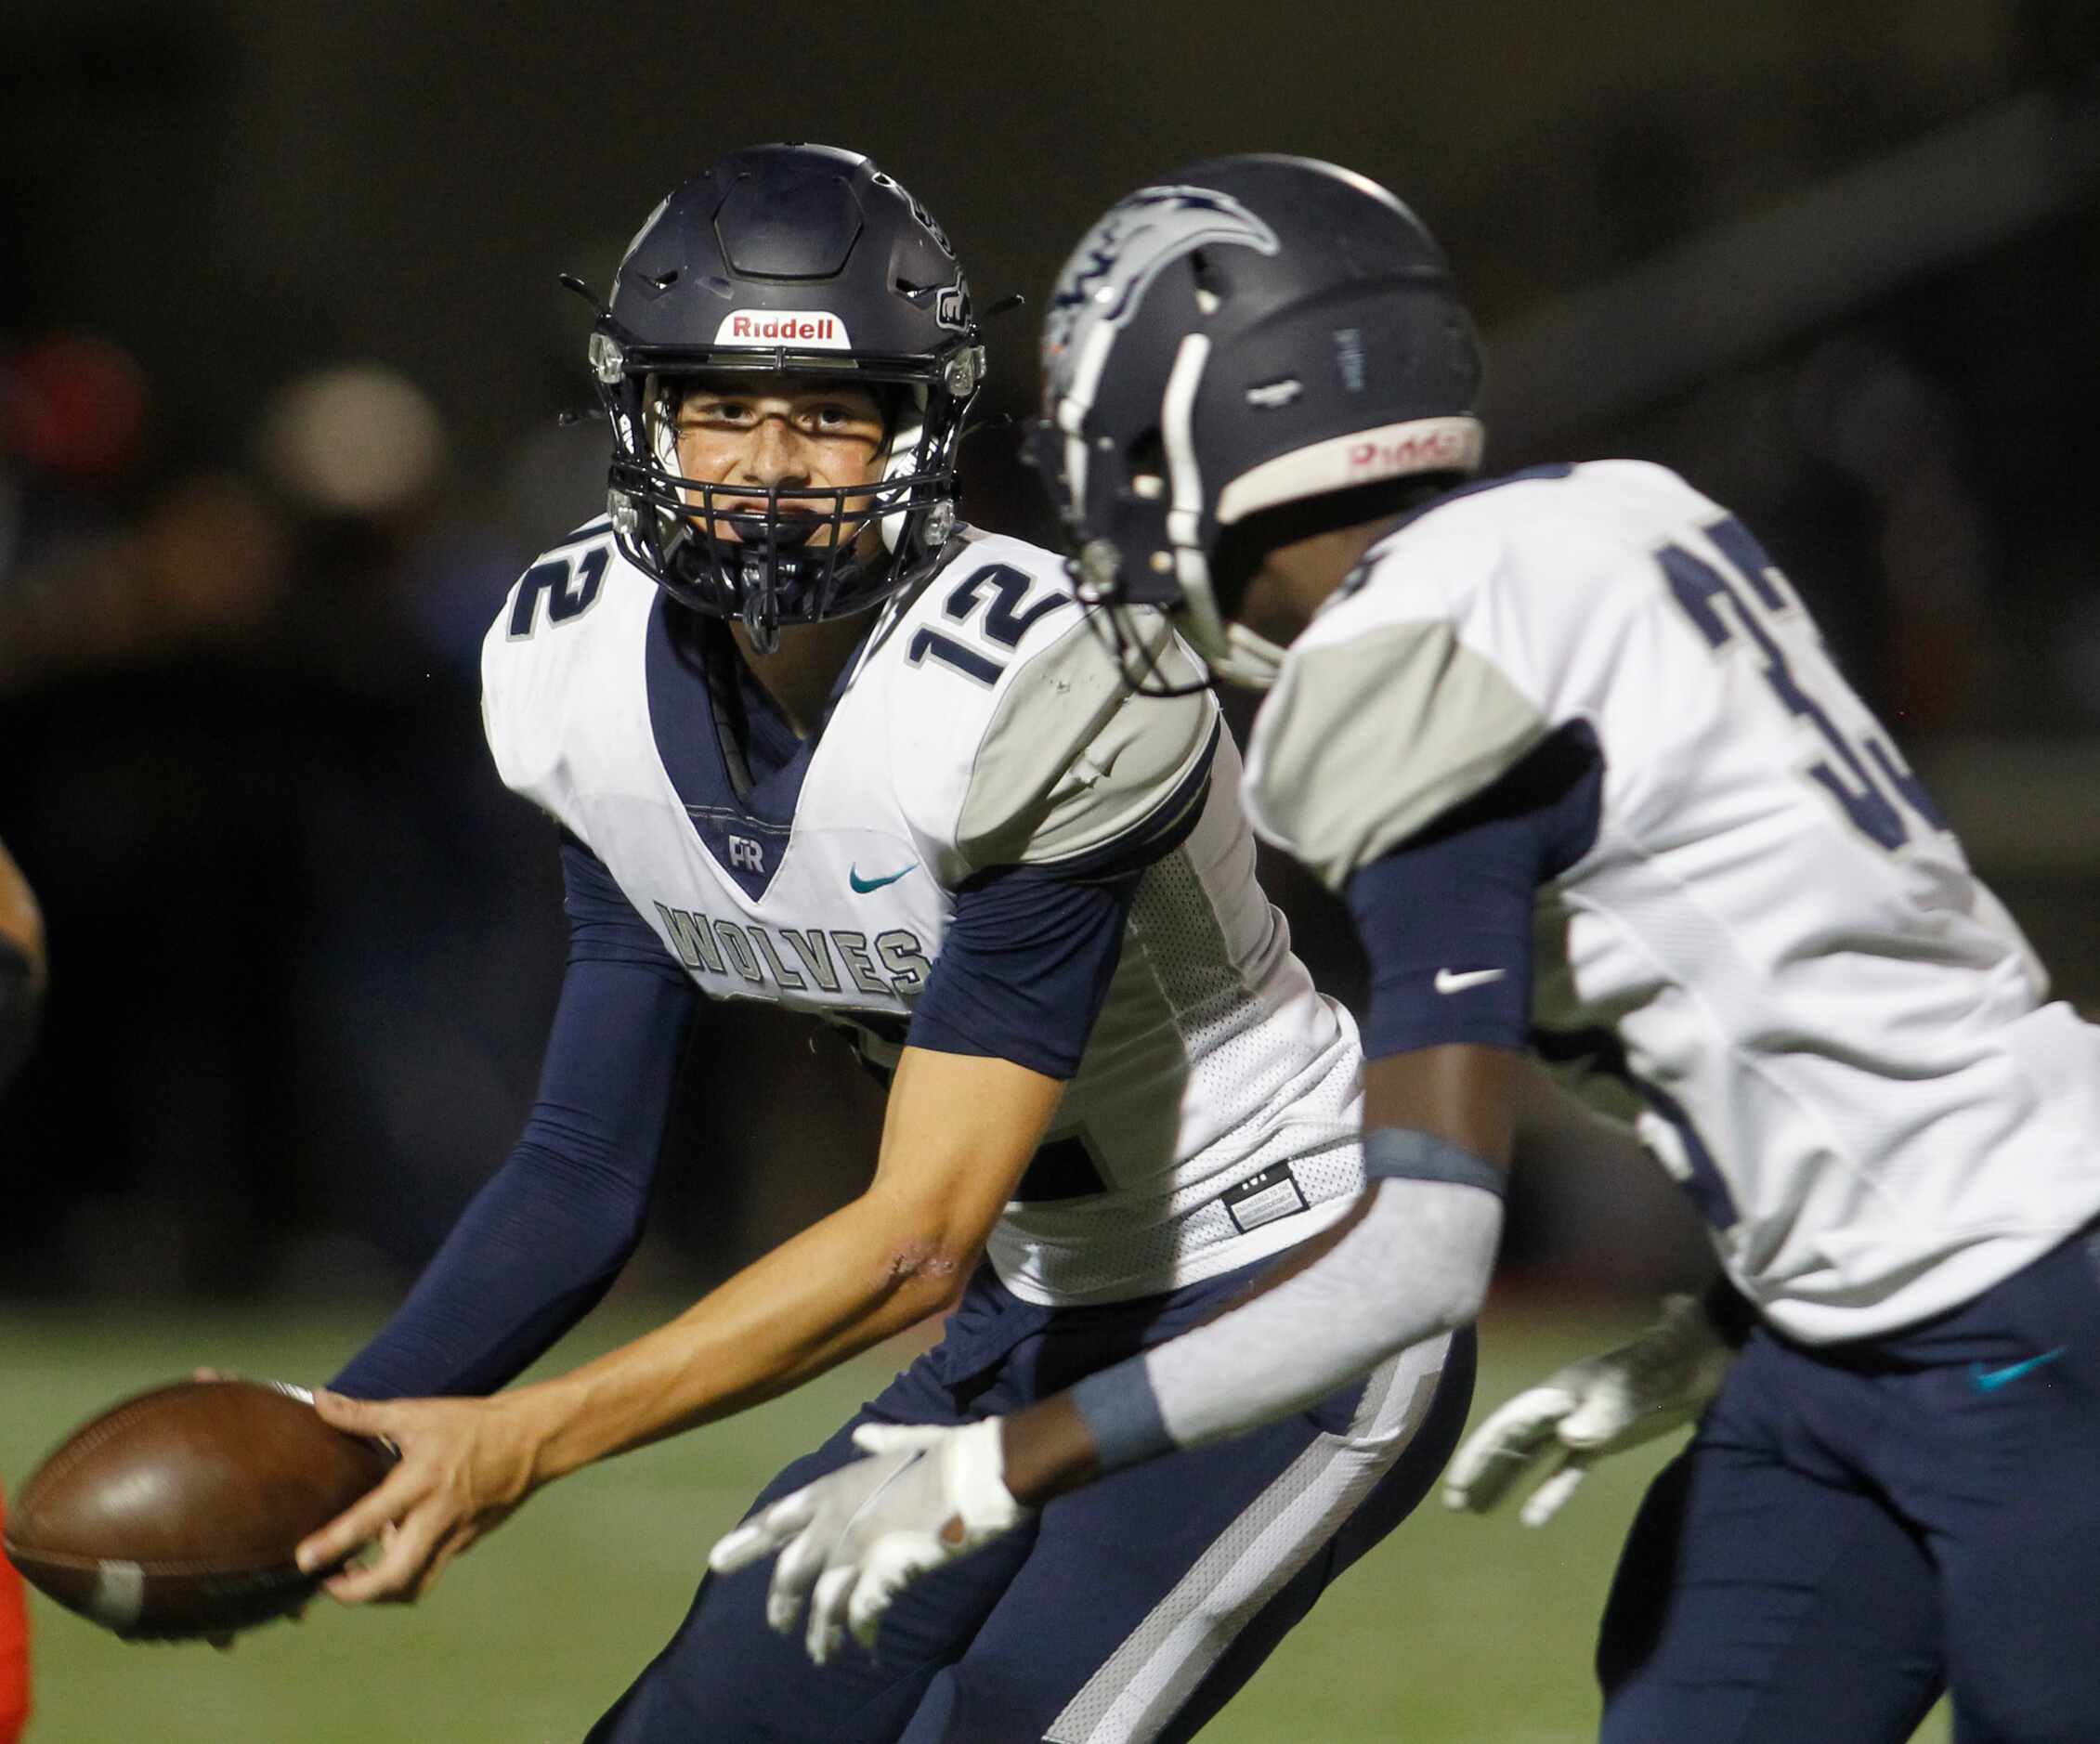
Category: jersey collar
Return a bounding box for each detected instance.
[644,594,861,900]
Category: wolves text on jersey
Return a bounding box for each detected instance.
[654,901,932,1003]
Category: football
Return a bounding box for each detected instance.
[3,1379,392,1641]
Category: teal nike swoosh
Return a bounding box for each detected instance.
[1970,1347,2067,1393]
[849,863,919,894]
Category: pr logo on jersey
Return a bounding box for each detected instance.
[714,310,853,350]
[1041,186,1279,382]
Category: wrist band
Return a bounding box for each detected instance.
[1070,1360,1176,1475]
[1363,1126,1507,1197]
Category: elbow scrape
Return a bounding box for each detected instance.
[880,1240,963,1292]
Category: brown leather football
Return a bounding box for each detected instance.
[3,1379,392,1640]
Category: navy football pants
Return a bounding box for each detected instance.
[1600,1227,2100,1744]
[586,1257,1473,1744]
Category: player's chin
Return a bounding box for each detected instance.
[1231,570,1315,651]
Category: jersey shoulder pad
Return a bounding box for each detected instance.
[1247,462,1721,888]
[1571,456,1728,520]
[1245,510,1546,890]
[480,521,650,843]
[887,530,1218,876]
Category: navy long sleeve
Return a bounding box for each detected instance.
[331,839,698,1399]
[904,733,1216,1079]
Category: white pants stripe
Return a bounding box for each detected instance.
[1045,1331,1455,1744]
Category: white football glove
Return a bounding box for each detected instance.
[707,1417,1030,1665]
[1442,1293,1736,1527]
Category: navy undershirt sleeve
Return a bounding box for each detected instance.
[331,837,698,1399]
[1347,722,1603,1061]
[904,862,1143,1079]
[906,746,1216,1080]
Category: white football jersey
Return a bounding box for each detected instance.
[484,521,1365,1307]
[1245,461,2100,1344]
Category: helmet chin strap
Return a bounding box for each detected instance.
[1076,601,1210,700]
[734,501,815,652]
[1071,538,1215,700]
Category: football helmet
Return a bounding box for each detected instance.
[585,144,983,648]
[1027,155,1484,686]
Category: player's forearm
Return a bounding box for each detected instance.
[516,1048,1058,1481]
[1006,1161,1504,1504]
[515,1188,974,1480]
[329,1139,651,1399]
[997,1194,1411,1503]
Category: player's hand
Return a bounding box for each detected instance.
[707,1419,1029,1665]
[1442,1293,1736,1527]
[293,1390,542,1605]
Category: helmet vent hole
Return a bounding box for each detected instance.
[651,270,680,290]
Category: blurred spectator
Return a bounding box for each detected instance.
[258,364,446,523]
[2,333,150,484]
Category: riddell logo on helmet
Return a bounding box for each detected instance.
[1349,426,1472,477]
[714,310,853,350]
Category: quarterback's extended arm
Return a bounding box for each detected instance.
[294,847,1146,1604]
[301,1041,1069,1603]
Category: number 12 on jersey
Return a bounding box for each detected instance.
[907,562,1073,686]
[1660,517,1948,852]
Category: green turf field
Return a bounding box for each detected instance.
[2,1296,1950,1742]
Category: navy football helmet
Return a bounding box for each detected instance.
[1027,155,1484,687]
[584,144,982,648]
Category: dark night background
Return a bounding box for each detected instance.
[3,0,2097,1314]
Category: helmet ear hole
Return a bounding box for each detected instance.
[1188,251,1227,316]
[1124,428,1168,505]
[1128,426,1166,478]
